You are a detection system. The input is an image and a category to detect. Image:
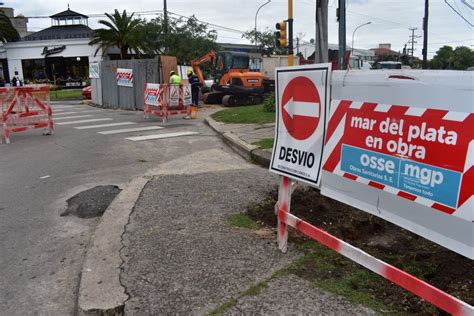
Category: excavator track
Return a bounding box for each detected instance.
[202,92,225,104]
[222,95,263,107]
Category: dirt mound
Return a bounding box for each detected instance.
[247,186,473,314]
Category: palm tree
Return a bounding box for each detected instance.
[89,9,142,59]
[0,10,20,43]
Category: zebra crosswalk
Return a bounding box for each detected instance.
[51,104,198,142]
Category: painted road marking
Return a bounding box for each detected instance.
[75,122,136,130]
[53,111,81,115]
[51,105,78,109]
[125,131,198,141]
[54,110,103,116]
[57,118,113,125]
[54,115,94,120]
[98,126,164,135]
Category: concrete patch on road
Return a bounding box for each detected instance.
[61,185,121,218]
[78,176,148,315]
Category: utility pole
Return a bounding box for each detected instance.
[422,0,429,69]
[315,0,328,63]
[288,0,294,66]
[408,27,420,57]
[163,0,168,35]
[337,0,346,70]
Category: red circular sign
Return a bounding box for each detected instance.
[281,76,321,140]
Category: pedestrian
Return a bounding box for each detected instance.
[169,70,181,84]
[187,69,200,107]
[11,76,17,87]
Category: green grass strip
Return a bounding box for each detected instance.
[211,104,275,124]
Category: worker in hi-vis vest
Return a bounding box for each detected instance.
[169,70,181,84]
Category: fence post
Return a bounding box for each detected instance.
[276,176,297,253]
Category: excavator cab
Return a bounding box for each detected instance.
[213,52,250,84]
[192,50,264,106]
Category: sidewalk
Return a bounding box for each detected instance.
[205,117,274,168]
[78,110,374,315]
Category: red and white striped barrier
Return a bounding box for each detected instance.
[276,175,473,315]
[322,100,473,220]
[0,86,53,144]
[143,83,191,123]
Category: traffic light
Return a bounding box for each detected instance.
[275,21,287,48]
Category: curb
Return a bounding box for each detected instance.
[77,176,149,315]
[205,117,271,168]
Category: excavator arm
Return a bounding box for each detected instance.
[191,49,217,83]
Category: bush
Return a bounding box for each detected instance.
[49,84,61,91]
[263,92,276,112]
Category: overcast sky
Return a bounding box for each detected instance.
[4,0,473,58]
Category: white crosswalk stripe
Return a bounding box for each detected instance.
[51,105,78,109]
[97,126,164,135]
[54,110,103,116]
[53,111,82,115]
[74,122,136,130]
[54,115,94,120]
[57,118,113,125]
[126,131,198,141]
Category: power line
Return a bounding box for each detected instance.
[444,0,473,27]
[167,11,245,34]
[24,9,245,36]
[430,38,474,45]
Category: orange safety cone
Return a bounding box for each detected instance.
[191,106,198,119]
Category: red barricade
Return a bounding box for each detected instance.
[143,83,191,123]
[0,86,53,144]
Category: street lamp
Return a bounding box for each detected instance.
[351,22,371,56]
[254,0,271,49]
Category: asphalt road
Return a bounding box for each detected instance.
[0,101,226,315]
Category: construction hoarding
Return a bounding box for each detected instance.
[321,70,473,259]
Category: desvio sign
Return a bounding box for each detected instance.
[321,70,473,259]
[270,64,331,186]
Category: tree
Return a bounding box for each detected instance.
[0,10,19,43]
[89,10,142,59]
[451,46,474,70]
[241,28,287,55]
[429,45,474,70]
[429,45,454,69]
[137,15,219,64]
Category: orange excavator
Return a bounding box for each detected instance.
[191,50,264,106]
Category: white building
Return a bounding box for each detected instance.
[3,7,105,86]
